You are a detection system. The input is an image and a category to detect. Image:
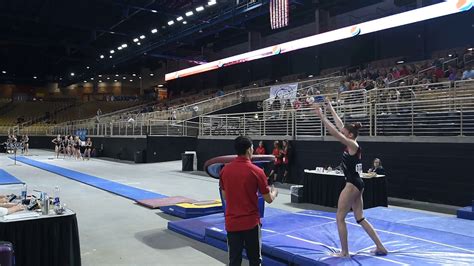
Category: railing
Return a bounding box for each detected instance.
[51,100,152,127]
[199,96,474,138]
[49,119,200,137]
[149,120,199,137]
[374,97,474,136]
[20,79,474,138]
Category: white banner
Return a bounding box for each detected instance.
[269,83,297,101]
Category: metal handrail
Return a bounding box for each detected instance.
[199,96,474,138]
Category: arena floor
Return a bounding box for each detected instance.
[0,149,456,265]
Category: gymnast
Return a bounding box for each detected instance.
[52,135,61,158]
[74,136,82,160]
[21,134,29,155]
[84,138,93,160]
[313,99,388,257]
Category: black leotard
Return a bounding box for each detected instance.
[52,138,60,147]
[341,147,364,191]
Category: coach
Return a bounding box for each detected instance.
[220,136,279,266]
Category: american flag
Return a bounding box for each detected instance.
[270,0,289,29]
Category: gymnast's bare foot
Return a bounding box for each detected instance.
[370,247,388,256]
[331,252,351,258]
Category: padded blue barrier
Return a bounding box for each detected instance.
[12,156,166,201]
[168,213,225,241]
[0,169,23,185]
[170,207,474,265]
[457,206,474,220]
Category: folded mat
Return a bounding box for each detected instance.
[136,196,196,209]
[161,200,223,219]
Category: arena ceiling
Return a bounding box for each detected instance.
[1,0,431,85]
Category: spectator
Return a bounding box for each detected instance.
[368,158,386,175]
[434,67,444,79]
[392,67,401,79]
[338,81,348,93]
[399,65,409,76]
[448,66,458,82]
[281,140,292,183]
[268,140,283,184]
[255,141,266,155]
[216,89,225,97]
[462,66,474,80]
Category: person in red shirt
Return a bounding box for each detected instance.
[220,136,279,266]
[254,141,266,155]
[281,140,292,183]
[268,140,283,183]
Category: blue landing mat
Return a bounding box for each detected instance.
[364,207,474,237]
[170,207,474,265]
[12,156,166,201]
[0,169,23,185]
[168,207,289,242]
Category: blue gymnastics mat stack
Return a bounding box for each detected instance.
[169,206,474,265]
[457,200,474,220]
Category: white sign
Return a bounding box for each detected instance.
[269,83,298,101]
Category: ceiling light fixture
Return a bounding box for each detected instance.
[183,21,187,24]
[177,16,183,21]
[33,76,37,79]
[98,75,102,77]
[99,80,102,83]
[121,44,127,48]
[84,81,87,83]
[132,74,136,76]
[70,72,75,76]
[130,79,133,82]
[151,28,158,34]
[110,50,115,54]
[86,66,90,69]
[100,55,104,59]
[123,77,126,79]
[109,55,113,58]
[196,6,205,12]
[150,73,154,76]
[137,42,141,45]
[168,20,174,25]
[208,0,217,6]
[91,78,94,80]
[118,47,123,50]
[1,70,6,74]
[114,80,118,82]
[139,35,145,39]
[133,38,139,42]
[185,11,194,16]
[151,9,157,13]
